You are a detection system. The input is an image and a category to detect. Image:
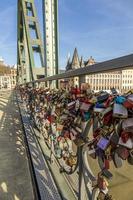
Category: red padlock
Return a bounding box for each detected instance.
[104,96,114,108]
[121,131,130,143]
[64,131,70,139]
[104,159,110,170]
[47,115,52,123]
[93,128,101,138]
[97,174,107,190]
[123,99,133,109]
[103,111,113,125]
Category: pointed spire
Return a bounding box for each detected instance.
[86,56,95,66]
[71,48,80,69]
[80,56,84,68]
[66,56,71,71]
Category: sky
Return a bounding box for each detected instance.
[0,0,133,69]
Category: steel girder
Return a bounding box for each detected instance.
[17,0,44,84]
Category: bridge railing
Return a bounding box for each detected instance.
[20,54,133,200]
[27,53,133,85]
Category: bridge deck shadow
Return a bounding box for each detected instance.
[19,97,62,200]
[0,89,34,200]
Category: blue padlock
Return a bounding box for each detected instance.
[115,96,126,104]
[95,102,105,108]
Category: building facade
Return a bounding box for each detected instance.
[86,72,122,92]
[0,59,17,89]
[121,70,133,92]
[65,49,133,92]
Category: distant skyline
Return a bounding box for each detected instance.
[0,0,133,69]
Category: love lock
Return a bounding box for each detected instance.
[20,85,133,200]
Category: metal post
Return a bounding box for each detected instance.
[42,0,59,78]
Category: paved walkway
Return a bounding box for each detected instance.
[0,90,34,200]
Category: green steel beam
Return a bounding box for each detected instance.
[17,0,44,83]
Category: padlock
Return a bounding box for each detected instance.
[63,131,70,139]
[104,145,112,169]
[93,128,101,138]
[80,102,91,111]
[104,193,113,200]
[118,137,133,149]
[110,131,119,147]
[104,158,110,170]
[88,146,96,159]
[127,149,133,165]
[123,99,133,109]
[122,118,133,133]
[89,96,97,104]
[97,92,109,103]
[103,111,113,126]
[127,94,133,101]
[74,116,82,125]
[95,102,105,108]
[60,114,68,120]
[113,103,128,118]
[94,107,105,113]
[75,99,80,111]
[97,174,107,190]
[70,131,76,141]
[98,153,105,170]
[115,146,129,160]
[115,96,126,104]
[21,84,133,193]
[59,139,64,150]
[67,101,76,110]
[56,123,64,132]
[103,96,114,108]
[113,150,123,168]
[101,187,109,195]
[110,87,118,95]
[65,155,77,167]
[66,138,73,153]
[100,107,112,119]
[83,111,91,121]
[101,169,113,180]
[55,147,62,159]
[75,126,82,134]
[120,131,130,143]
[70,128,79,136]
[97,137,109,150]
[97,191,106,200]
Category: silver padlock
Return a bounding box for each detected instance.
[128,94,133,101]
[113,103,128,118]
[122,118,133,133]
[118,137,133,149]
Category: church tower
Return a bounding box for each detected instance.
[80,56,85,67]
[71,48,80,69]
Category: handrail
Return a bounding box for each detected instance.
[19,53,133,199]
[27,53,133,84]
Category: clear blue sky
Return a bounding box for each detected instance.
[0,0,133,69]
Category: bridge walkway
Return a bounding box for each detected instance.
[0,89,34,200]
